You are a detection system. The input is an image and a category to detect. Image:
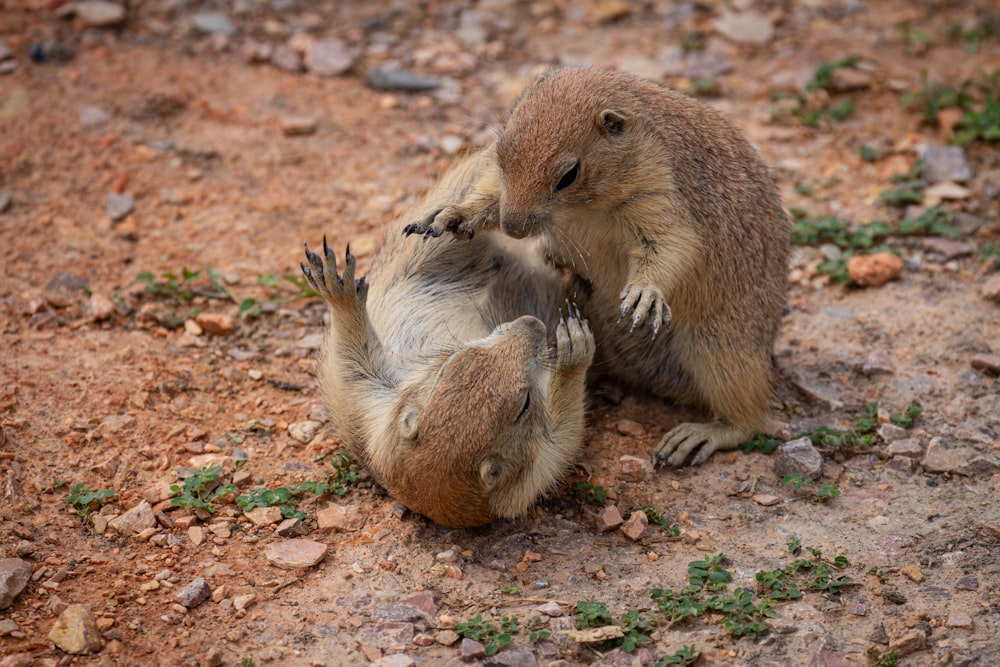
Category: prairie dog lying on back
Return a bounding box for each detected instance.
[408,68,790,466]
[302,148,595,528]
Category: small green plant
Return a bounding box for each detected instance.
[170,465,235,513]
[900,22,930,54]
[879,186,923,206]
[954,94,1000,145]
[571,481,608,505]
[782,474,841,502]
[796,183,814,196]
[454,614,517,656]
[137,267,231,304]
[500,584,518,595]
[897,207,960,237]
[654,645,700,666]
[742,432,782,455]
[981,243,1000,271]
[755,542,853,599]
[787,535,802,554]
[868,566,890,583]
[866,646,900,667]
[65,484,115,517]
[633,505,681,535]
[791,211,891,251]
[575,598,615,628]
[327,450,360,496]
[889,403,922,429]
[807,55,859,92]
[526,615,551,643]
[240,658,256,667]
[240,273,321,319]
[619,609,657,652]
[859,144,879,161]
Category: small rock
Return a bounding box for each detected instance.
[203,647,224,667]
[367,67,440,91]
[971,353,1000,376]
[316,503,365,532]
[263,538,327,569]
[460,637,487,662]
[374,603,426,624]
[537,601,563,617]
[877,423,909,443]
[270,45,303,73]
[713,10,774,45]
[106,193,134,222]
[400,590,440,617]
[920,144,972,183]
[208,522,231,539]
[621,511,648,541]
[923,180,972,206]
[922,237,975,261]
[775,436,824,478]
[194,312,235,335]
[49,604,102,654]
[305,39,352,76]
[108,500,156,536]
[847,252,903,287]
[244,506,283,526]
[192,12,236,36]
[88,292,115,321]
[187,526,206,546]
[889,628,925,656]
[435,629,460,646]
[275,518,308,537]
[372,655,414,667]
[752,494,780,506]
[45,272,88,307]
[0,559,32,609]
[981,275,1000,303]
[590,0,630,23]
[280,115,317,136]
[618,455,653,482]
[921,437,1000,475]
[0,38,11,61]
[954,576,979,591]
[79,105,112,128]
[0,193,10,213]
[900,565,924,582]
[862,350,895,375]
[0,619,20,636]
[490,645,538,667]
[595,505,623,532]
[233,593,255,612]
[945,611,973,629]
[73,1,126,28]
[830,67,873,92]
[439,134,465,155]
[288,420,322,444]
[412,633,435,647]
[615,419,646,437]
[886,438,923,458]
[175,578,211,609]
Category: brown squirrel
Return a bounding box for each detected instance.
[302,147,595,528]
[407,67,790,466]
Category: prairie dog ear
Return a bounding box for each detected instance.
[597,109,627,136]
[399,409,419,441]
[480,459,503,489]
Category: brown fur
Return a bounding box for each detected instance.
[409,68,790,465]
[302,148,595,528]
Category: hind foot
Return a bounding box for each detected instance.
[301,236,367,309]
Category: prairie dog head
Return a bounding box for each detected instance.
[496,68,641,239]
[378,315,571,528]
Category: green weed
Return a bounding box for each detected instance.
[807,55,859,92]
[454,614,518,656]
[170,465,236,514]
[65,484,115,517]
[633,505,681,535]
[571,481,608,505]
[889,403,922,429]
[897,207,960,237]
[867,646,900,667]
[782,474,841,502]
[653,645,700,666]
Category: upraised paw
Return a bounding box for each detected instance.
[402,206,470,240]
[619,283,672,337]
[301,236,366,308]
[555,302,596,370]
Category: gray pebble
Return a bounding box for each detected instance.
[0,558,32,609]
[270,44,303,73]
[80,105,112,128]
[305,39,352,76]
[107,193,134,221]
[775,436,824,478]
[920,143,972,183]
[0,193,11,214]
[175,577,211,608]
[367,67,440,92]
[192,12,236,36]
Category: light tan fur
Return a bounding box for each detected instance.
[409,68,790,466]
[302,148,595,528]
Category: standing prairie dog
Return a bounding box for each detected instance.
[302,147,595,528]
[408,67,790,466]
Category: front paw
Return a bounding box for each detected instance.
[619,283,671,337]
[301,237,367,307]
[555,302,595,370]
[403,206,473,240]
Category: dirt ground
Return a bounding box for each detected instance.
[2,1,999,666]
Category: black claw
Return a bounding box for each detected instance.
[403,222,420,236]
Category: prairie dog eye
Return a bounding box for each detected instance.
[480,460,503,488]
[555,161,579,191]
[515,391,531,422]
